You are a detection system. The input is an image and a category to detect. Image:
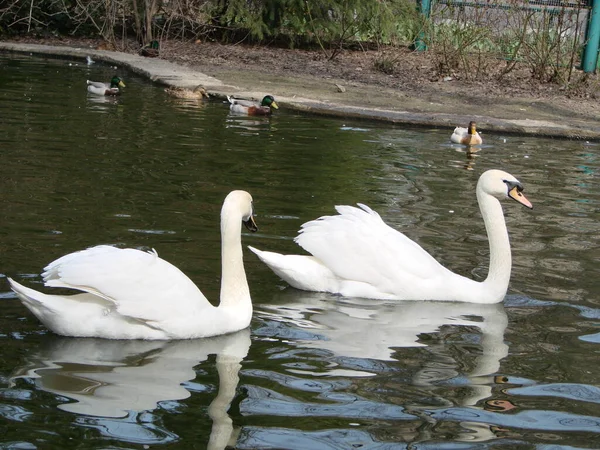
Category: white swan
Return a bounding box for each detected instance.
[249,170,532,304]
[8,190,257,340]
[451,121,483,145]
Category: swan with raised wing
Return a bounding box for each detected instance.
[250,170,532,304]
[9,190,257,339]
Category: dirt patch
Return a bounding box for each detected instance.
[159,39,600,119]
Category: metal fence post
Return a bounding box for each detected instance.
[414,0,432,51]
[583,0,600,72]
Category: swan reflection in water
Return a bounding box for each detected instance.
[257,289,511,442]
[10,328,250,448]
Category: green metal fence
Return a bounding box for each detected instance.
[417,0,599,72]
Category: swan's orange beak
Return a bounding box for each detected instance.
[508,186,533,209]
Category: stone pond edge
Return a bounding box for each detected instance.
[1,41,599,141]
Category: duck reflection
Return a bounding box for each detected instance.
[86,94,119,106]
[464,145,481,171]
[225,115,274,136]
[451,145,480,171]
[11,328,250,447]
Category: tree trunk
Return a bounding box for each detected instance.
[131,0,143,44]
[143,0,158,44]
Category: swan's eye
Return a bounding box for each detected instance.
[503,180,523,192]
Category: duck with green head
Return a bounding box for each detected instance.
[228,95,279,116]
[87,76,126,96]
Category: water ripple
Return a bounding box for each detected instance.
[432,408,600,433]
[0,404,31,422]
[238,427,407,450]
[75,412,179,444]
[241,385,412,420]
[508,383,600,404]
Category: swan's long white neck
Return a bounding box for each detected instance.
[477,187,511,303]
[219,208,251,310]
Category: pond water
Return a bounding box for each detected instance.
[0,54,599,449]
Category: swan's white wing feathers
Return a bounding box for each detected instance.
[295,204,450,294]
[42,245,210,324]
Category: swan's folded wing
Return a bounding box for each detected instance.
[42,245,210,323]
[295,204,449,290]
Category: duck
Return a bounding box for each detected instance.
[165,85,210,99]
[249,170,533,304]
[140,40,160,57]
[228,95,278,116]
[8,190,258,340]
[451,121,483,145]
[87,76,126,96]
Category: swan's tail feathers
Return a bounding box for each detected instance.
[248,246,275,265]
[9,278,42,303]
[8,278,117,337]
[248,246,338,292]
[8,278,56,318]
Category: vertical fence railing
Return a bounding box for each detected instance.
[582,0,600,71]
[414,0,432,50]
[415,0,599,72]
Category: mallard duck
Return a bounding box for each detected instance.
[228,95,278,116]
[140,40,160,58]
[8,190,258,340]
[451,121,483,145]
[87,76,126,96]
[165,85,210,99]
[249,170,533,304]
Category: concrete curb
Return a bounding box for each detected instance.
[2,41,599,140]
